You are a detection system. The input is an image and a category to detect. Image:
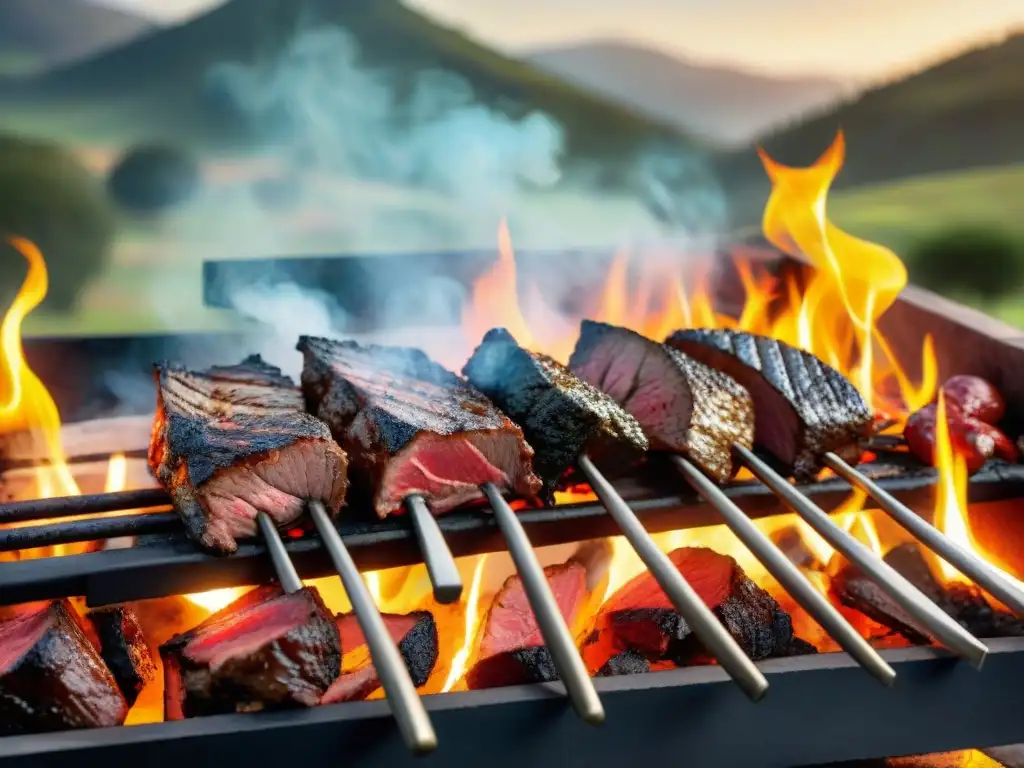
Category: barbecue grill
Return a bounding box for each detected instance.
[3,247,1024,767]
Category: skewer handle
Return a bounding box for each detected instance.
[481,483,605,726]
[578,455,769,701]
[670,456,895,687]
[735,445,988,668]
[824,452,1024,616]
[405,495,463,604]
[309,501,438,755]
[256,512,303,593]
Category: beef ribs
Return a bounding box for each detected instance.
[161,585,340,719]
[582,547,809,672]
[570,320,753,483]
[298,336,542,517]
[463,327,649,498]
[87,605,157,708]
[0,600,128,735]
[148,354,349,554]
[466,561,588,690]
[321,610,438,704]
[667,329,872,480]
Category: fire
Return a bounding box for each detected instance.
[932,392,1024,591]
[442,554,489,692]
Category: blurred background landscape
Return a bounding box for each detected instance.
[1,0,1022,335]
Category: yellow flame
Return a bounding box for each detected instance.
[104,452,127,493]
[442,555,489,692]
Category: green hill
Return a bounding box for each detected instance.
[1,0,688,171]
[715,31,1024,221]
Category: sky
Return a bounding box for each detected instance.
[93,0,1024,80]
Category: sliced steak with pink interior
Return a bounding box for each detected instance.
[463,327,648,500]
[161,586,340,720]
[667,329,871,480]
[570,320,753,483]
[466,561,588,690]
[0,600,128,735]
[298,336,542,517]
[148,354,349,554]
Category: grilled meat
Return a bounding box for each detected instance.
[570,320,753,482]
[161,586,340,720]
[322,611,438,704]
[667,329,872,479]
[0,600,128,735]
[466,561,588,690]
[581,547,809,672]
[463,327,648,499]
[87,605,156,708]
[298,336,542,517]
[148,354,349,554]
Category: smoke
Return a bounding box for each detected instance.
[122,21,729,398]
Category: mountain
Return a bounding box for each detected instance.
[715,31,1024,219]
[8,0,690,172]
[0,0,154,75]
[527,40,846,147]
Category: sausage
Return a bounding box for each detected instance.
[904,404,991,473]
[941,376,1005,424]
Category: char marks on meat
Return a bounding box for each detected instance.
[667,329,871,480]
[298,336,542,517]
[160,586,340,719]
[467,561,588,690]
[87,605,156,708]
[582,547,811,672]
[0,600,127,735]
[463,327,648,499]
[570,320,753,483]
[322,611,438,704]
[148,354,349,554]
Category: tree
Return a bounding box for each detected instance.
[0,134,116,312]
[907,225,1024,301]
[107,143,201,214]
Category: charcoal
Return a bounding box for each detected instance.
[597,649,651,677]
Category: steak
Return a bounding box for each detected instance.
[570,321,753,483]
[161,586,340,720]
[463,327,649,499]
[667,329,872,480]
[321,610,438,704]
[87,605,157,708]
[298,336,542,517]
[0,600,128,735]
[466,561,588,690]
[148,354,349,554]
[581,547,811,672]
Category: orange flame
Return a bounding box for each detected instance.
[442,554,489,692]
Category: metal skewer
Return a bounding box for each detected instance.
[404,495,463,604]
[669,456,896,687]
[823,451,1024,616]
[734,445,988,668]
[256,512,303,593]
[578,455,770,700]
[481,482,605,725]
[308,500,438,755]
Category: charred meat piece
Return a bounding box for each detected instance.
[667,329,872,480]
[298,336,542,517]
[570,321,753,483]
[463,327,648,498]
[467,561,588,690]
[322,611,438,704]
[0,600,128,735]
[87,605,157,708]
[148,354,349,554]
[161,586,340,720]
[583,547,806,672]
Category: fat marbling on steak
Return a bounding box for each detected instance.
[148,354,349,554]
[463,327,648,500]
[297,336,542,517]
[667,329,872,480]
[569,320,753,483]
